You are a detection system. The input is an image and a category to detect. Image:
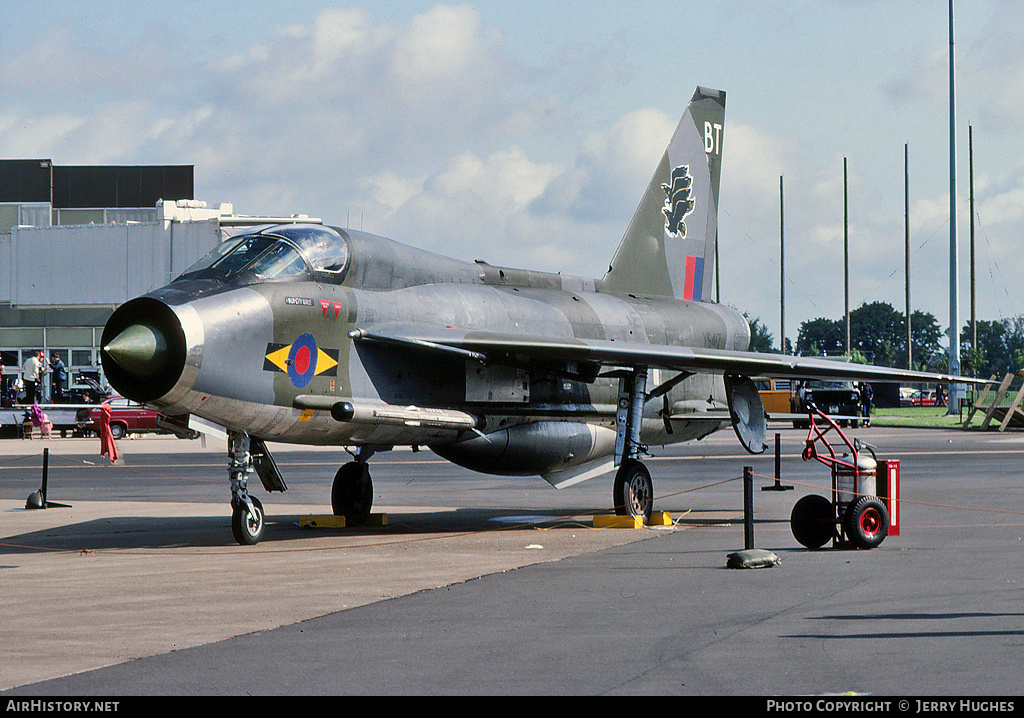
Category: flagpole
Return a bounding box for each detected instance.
[947,0,962,412]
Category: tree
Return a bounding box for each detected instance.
[744,313,776,353]
[796,302,943,368]
[796,317,843,356]
[845,348,869,364]
[850,301,903,365]
[961,319,1010,378]
[909,310,943,368]
[1002,314,1024,373]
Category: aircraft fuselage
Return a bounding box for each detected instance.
[102,227,749,476]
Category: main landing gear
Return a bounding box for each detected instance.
[613,368,654,524]
[332,447,375,526]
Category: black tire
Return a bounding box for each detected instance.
[613,459,653,523]
[231,497,265,545]
[332,462,373,525]
[844,496,889,549]
[791,494,834,549]
[109,422,126,440]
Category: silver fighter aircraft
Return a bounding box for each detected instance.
[102,87,978,544]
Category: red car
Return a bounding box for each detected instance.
[77,396,164,439]
[900,390,937,407]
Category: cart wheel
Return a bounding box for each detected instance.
[844,496,889,549]
[791,494,834,549]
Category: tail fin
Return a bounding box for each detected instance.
[603,86,725,301]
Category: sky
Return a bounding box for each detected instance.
[2,0,1022,352]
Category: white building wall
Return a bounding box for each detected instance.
[9,219,219,308]
[0,233,10,303]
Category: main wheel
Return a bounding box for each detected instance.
[844,496,889,549]
[332,462,373,525]
[791,494,834,549]
[231,496,265,545]
[613,459,653,523]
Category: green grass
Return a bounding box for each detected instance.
[870,407,966,428]
[870,404,1022,429]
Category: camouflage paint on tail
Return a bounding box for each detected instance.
[603,87,725,301]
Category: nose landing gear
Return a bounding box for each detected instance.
[226,433,287,545]
[228,432,264,545]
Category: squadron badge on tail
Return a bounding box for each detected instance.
[662,165,695,238]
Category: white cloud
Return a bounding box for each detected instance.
[361,170,426,216]
[370,146,565,267]
[533,107,674,223]
[387,5,499,101]
[3,2,1023,331]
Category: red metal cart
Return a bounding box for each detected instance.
[791,406,900,549]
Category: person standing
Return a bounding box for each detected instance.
[37,351,50,403]
[22,351,41,405]
[50,352,68,404]
[859,382,873,427]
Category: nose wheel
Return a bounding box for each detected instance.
[232,496,265,545]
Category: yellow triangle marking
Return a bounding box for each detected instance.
[315,348,338,375]
[265,345,290,372]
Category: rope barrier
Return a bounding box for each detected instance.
[747,470,1024,518]
[4,443,1022,556]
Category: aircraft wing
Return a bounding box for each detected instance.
[350,324,989,386]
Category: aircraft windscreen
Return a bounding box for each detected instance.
[246,242,307,278]
[267,225,349,275]
[206,234,308,279]
[178,236,248,277]
[176,225,348,283]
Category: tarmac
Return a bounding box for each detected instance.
[1,424,1022,697]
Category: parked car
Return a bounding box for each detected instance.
[76,396,166,439]
[793,379,863,427]
[900,390,937,407]
[65,376,109,404]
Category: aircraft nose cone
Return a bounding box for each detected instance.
[101,297,188,403]
[103,323,169,378]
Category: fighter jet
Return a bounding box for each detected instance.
[101,87,978,544]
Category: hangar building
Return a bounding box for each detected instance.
[0,159,319,398]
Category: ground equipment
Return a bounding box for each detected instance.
[791,406,900,549]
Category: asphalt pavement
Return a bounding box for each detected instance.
[1,424,1022,698]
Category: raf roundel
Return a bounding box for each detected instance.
[263,334,339,388]
[288,333,319,388]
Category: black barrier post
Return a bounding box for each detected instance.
[743,466,754,549]
[41,447,49,502]
[763,432,793,491]
[26,447,71,509]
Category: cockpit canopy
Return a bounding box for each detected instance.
[178,224,350,284]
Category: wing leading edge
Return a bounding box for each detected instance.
[349,324,989,387]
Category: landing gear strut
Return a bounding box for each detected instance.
[228,432,264,545]
[613,368,653,523]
